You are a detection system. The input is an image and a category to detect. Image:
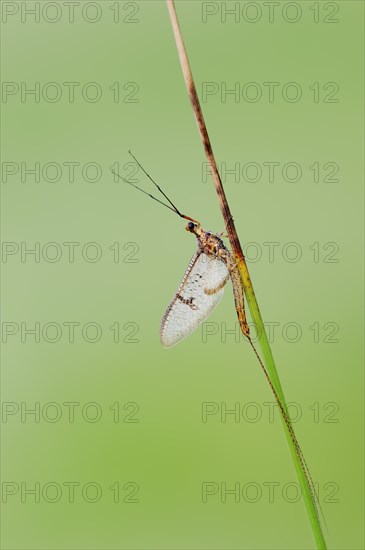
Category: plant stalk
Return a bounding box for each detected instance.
[166,1,327,548]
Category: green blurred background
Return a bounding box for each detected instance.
[1,1,363,548]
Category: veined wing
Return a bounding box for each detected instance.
[160,251,229,347]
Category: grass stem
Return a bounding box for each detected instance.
[166,2,327,547]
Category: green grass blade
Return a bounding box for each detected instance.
[166,2,327,545]
[241,272,327,549]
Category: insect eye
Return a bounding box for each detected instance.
[187,222,195,231]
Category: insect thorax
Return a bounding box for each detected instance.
[197,230,229,262]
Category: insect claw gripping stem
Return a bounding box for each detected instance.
[225,214,234,229]
[228,257,246,272]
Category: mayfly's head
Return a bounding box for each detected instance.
[185,221,202,237]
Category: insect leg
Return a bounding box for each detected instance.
[204,272,230,295]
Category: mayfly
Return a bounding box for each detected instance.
[114,151,325,526]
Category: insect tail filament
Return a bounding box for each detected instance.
[247,336,327,530]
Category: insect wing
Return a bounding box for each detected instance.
[160,251,229,347]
